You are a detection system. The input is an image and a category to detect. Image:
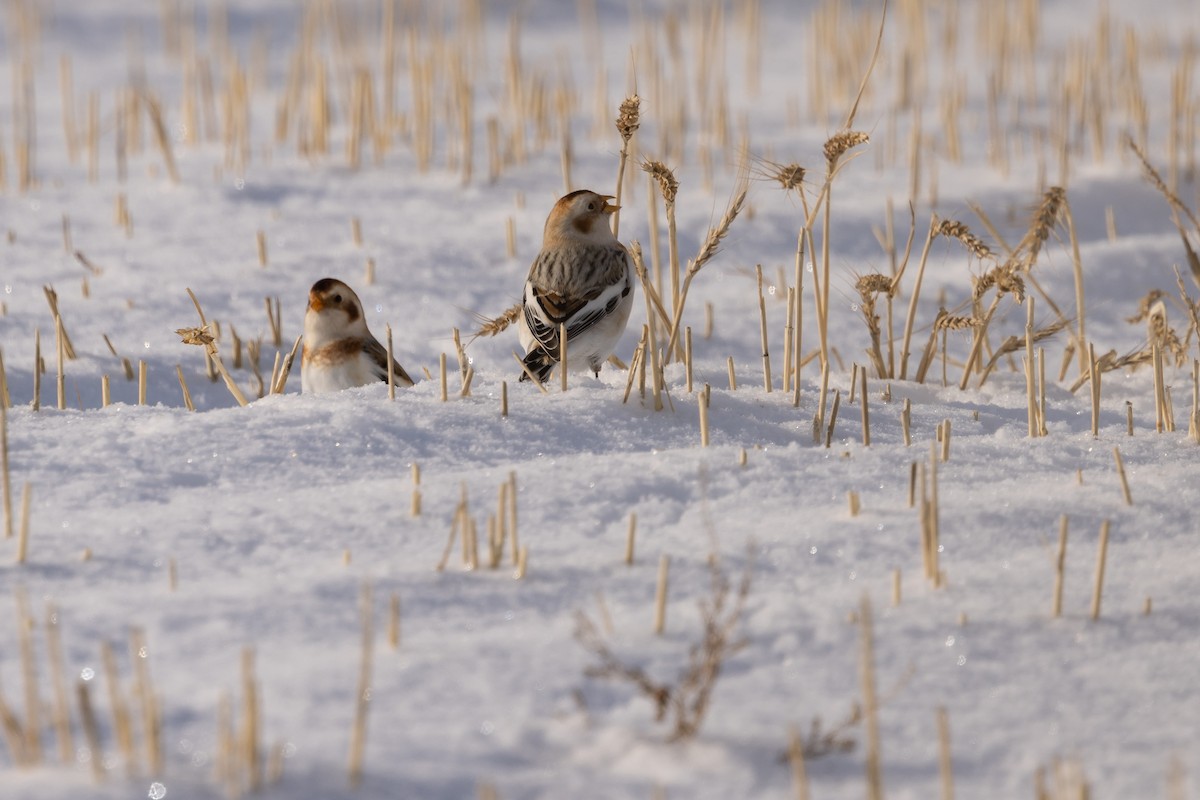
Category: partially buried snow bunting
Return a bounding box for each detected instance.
[301,277,414,393]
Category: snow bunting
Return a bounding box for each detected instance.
[302,277,415,393]
[518,190,635,382]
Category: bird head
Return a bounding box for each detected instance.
[305,278,368,340]
[544,190,619,244]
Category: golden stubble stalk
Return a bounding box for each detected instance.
[1,400,11,539]
[179,289,249,407]
[806,131,870,434]
[661,181,749,365]
[643,160,681,326]
[612,95,641,239]
[958,260,1026,390]
[629,242,664,410]
[347,582,374,789]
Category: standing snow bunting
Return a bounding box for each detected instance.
[517,190,635,382]
[302,277,415,393]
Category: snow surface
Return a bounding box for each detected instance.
[1,0,1199,798]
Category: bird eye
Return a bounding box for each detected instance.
[587,202,596,211]
[333,294,342,303]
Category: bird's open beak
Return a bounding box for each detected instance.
[601,195,620,214]
[308,292,325,312]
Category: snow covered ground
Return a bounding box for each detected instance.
[1,0,1199,798]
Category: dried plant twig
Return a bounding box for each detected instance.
[576,550,753,741]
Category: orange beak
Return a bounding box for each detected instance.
[601,195,620,214]
[308,291,325,312]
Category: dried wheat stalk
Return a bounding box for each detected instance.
[662,184,749,361]
[643,160,682,321]
[856,273,892,378]
[180,289,249,407]
[611,95,641,238]
[1128,135,1200,287]
[348,582,373,788]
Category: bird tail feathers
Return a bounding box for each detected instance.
[520,348,557,383]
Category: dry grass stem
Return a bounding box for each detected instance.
[15,484,31,563]
[685,327,694,393]
[54,316,66,411]
[787,725,811,800]
[898,217,939,379]
[1,402,11,540]
[0,349,9,410]
[860,370,871,446]
[388,593,401,651]
[859,595,883,800]
[129,629,162,774]
[855,273,891,379]
[100,641,134,775]
[1127,136,1200,285]
[42,287,76,360]
[937,707,954,800]
[1090,520,1110,620]
[33,331,41,412]
[1052,516,1069,618]
[271,335,303,394]
[824,389,842,449]
[348,582,373,789]
[654,554,671,634]
[612,95,641,238]
[642,160,681,319]
[663,183,749,362]
[76,681,104,781]
[628,240,679,356]
[981,316,1070,382]
[512,352,549,394]
[757,266,773,392]
[1112,447,1133,505]
[625,513,637,565]
[514,545,528,580]
[176,366,196,411]
[181,289,249,407]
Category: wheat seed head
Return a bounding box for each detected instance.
[937,219,994,261]
[933,310,980,331]
[642,159,679,204]
[177,326,215,346]
[823,131,870,166]
[856,273,893,298]
[750,158,807,193]
[616,95,641,143]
